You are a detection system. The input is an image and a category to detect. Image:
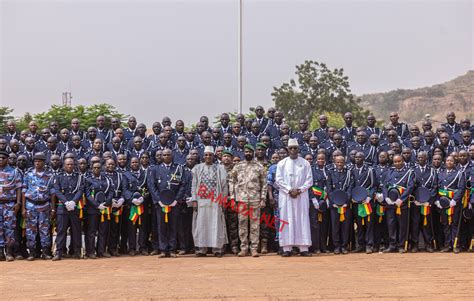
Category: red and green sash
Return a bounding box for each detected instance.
[358,203,372,225]
[311,186,327,200]
[420,206,430,226]
[129,204,144,225]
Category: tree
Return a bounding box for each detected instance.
[15,112,34,132]
[272,60,370,128]
[32,104,128,130]
[309,111,345,130]
[0,107,14,134]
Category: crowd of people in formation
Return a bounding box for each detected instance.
[1,106,474,262]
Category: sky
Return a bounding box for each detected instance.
[1,0,473,126]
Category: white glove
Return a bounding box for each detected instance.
[170,200,178,207]
[414,201,421,206]
[449,199,456,208]
[342,204,347,208]
[111,199,118,208]
[98,203,106,210]
[332,204,338,208]
[137,197,144,205]
[376,193,383,203]
[132,198,141,206]
[435,200,442,209]
[65,201,75,211]
[423,202,430,207]
[469,203,472,210]
[312,198,319,209]
[158,201,165,208]
[385,198,394,205]
[395,199,403,207]
[116,198,124,207]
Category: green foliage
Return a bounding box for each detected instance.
[32,104,128,130]
[272,60,370,129]
[16,112,34,132]
[0,107,14,134]
[309,111,345,130]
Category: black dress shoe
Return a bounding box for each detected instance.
[300,251,312,257]
[411,246,418,253]
[341,249,348,255]
[425,246,434,253]
[352,246,365,253]
[453,248,460,254]
[214,252,223,258]
[52,254,62,261]
[398,248,406,254]
[334,249,341,255]
[440,247,451,253]
[195,252,206,257]
[366,247,373,254]
[281,251,292,257]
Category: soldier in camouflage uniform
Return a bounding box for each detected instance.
[255,142,271,253]
[21,153,55,260]
[229,144,267,257]
[221,150,239,254]
[0,150,23,261]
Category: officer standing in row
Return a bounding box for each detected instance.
[383,154,414,253]
[411,151,437,253]
[0,150,22,261]
[85,161,113,259]
[327,155,354,254]
[148,149,186,258]
[123,157,148,256]
[52,158,83,261]
[21,153,55,260]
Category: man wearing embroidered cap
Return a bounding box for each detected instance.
[229,144,267,257]
[276,138,313,257]
[191,146,228,257]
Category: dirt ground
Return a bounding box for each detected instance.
[1,252,473,300]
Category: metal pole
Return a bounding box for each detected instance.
[238,0,243,114]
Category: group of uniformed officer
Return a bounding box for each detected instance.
[0,108,473,261]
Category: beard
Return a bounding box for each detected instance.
[244,154,253,161]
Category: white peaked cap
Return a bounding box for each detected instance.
[288,138,299,147]
[204,146,215,154]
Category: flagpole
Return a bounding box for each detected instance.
[238,0,243,114]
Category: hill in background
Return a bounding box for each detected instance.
[359,71,474,126]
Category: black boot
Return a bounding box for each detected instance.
[5,247,14,262]
[42,248,53,260]
[0,247,6,261]
[27,248,36,261]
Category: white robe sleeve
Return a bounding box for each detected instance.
[298,160,313,192]
[275,160,291,194]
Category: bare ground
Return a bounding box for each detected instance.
[1,252,473,300]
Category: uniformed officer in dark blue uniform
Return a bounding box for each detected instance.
[104,159,125,257]
[373,151,390,251]
[435,155,465,253]
[411,151,437,253]
[122,157,148,256]
[352,152,375,253]
[52,158,84,261]
[84,161,113,259]
[309,153,330,254]
[382,154,414,253]
[339,112,357,143]
[147,149,186,257]
[327,155,354,254]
